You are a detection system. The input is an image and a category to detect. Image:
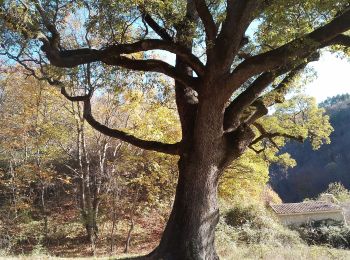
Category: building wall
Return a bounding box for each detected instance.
[278,211,345,226]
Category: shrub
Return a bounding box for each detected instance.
[221,203,302,247]
[294,219,350,249]
[224,205,257,228]
[320,182,350,202]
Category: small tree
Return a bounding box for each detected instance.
[1,1,349,258]
[322,182,350,202]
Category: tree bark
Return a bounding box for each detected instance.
[142,88,253,259]
[148,152,222,260]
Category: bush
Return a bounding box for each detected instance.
[320,182,350,202]
[224,205,257,228]
[221,203,302,247]
[294,219,350,249]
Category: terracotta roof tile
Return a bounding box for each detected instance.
[270,201,342,215]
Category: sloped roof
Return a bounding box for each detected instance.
[270,201,342,215]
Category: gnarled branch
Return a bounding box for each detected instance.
[60,87,181,155]
[42,38,205,78]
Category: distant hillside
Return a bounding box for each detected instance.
[270,94,350,202]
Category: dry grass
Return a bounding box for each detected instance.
[218,244,350,260]
[2,245,350,260]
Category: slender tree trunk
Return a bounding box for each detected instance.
[9,160,18,218]
[124,217,134,253]
[109,209,118,255]
[40,184,48,241]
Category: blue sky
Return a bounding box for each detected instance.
[305,52,350,103]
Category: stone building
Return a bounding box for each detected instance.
[270,196,345,226]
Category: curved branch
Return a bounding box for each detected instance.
[225,7,350,96]
[42,39,205,80]
[323,34,350,47]
[60,87,181,155]
[81,99,181,155]
[43,50,199,89]
[103,56,199,89]
[61,87,92,102]
[194,0,217,41]
[108,39,205,76]
[223,52,319,132]
[250,122,304,147]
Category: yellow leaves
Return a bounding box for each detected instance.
[13,201,31,211]
[57,176,72,185]
[219,150,269,203]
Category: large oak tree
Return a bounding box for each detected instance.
[1,0,350,259]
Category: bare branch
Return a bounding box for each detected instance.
[60,86,182,155]
[41,39,204,83]
[103,56,199,89]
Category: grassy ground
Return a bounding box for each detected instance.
[219,245,350,260]
[2,245,350,260]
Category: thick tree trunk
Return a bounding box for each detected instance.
[148,153,222,260]
[142,89,252,259]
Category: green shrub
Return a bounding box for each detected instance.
[224,205,257,227]
[294,219,350,248]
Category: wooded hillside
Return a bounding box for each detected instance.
[271,94,350,202]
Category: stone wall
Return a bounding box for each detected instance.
[278,211,345,226]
